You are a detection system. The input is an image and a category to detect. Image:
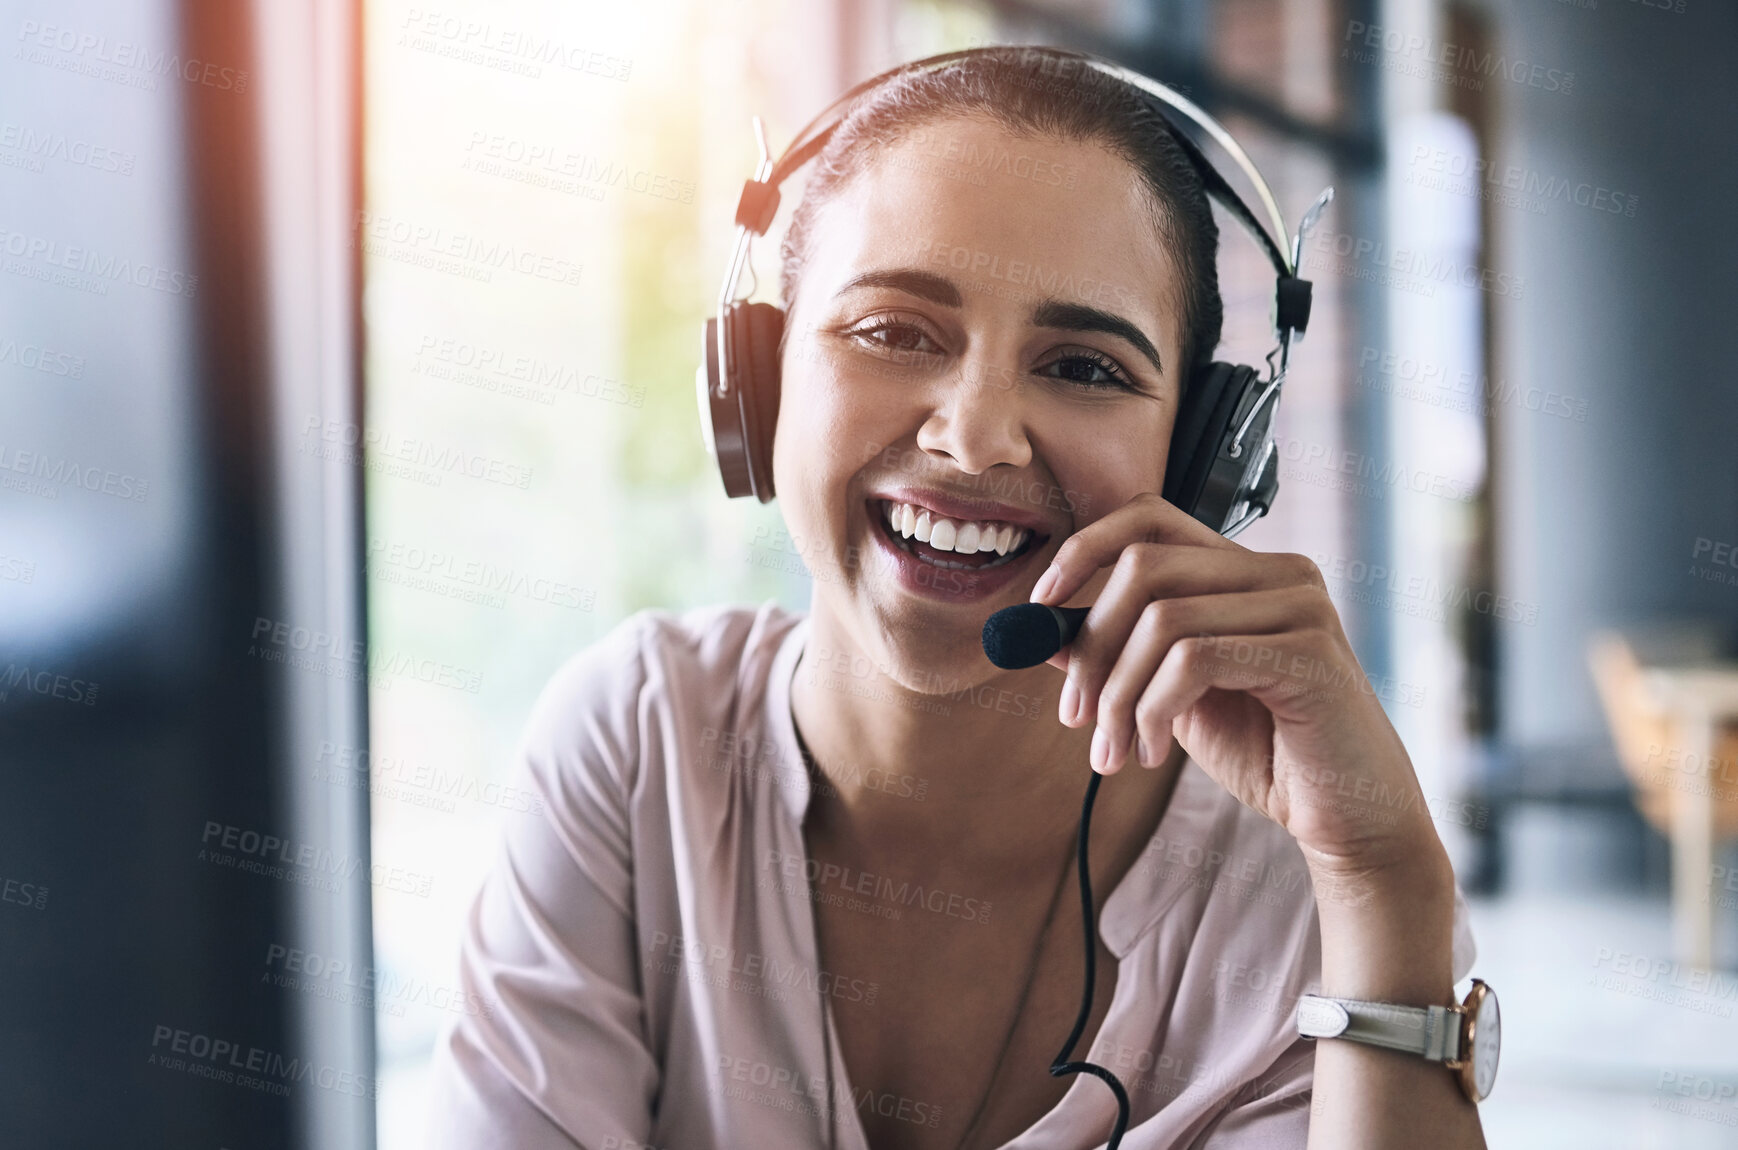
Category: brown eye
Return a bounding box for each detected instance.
[1040,347,1134,390]
[846,318,945,360]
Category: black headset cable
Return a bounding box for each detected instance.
[1048,769,1131,1148]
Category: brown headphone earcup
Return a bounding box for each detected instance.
[731,301,785,503]
[700,314,755,498]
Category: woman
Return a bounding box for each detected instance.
[428,48,1484,1150]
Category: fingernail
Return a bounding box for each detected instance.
[1060,677,1079,725]
[1090,726,1109,772]
[1031,563,1060,604]
[1136,736,1153,767]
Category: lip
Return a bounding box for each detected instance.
[864,497,1051,604]
[867,485,1059,534]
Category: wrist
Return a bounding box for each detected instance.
[1306,816,1452,885]
[1311,846,1458,1004]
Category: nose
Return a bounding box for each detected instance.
[913,353,1033,475]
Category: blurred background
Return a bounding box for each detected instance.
[3,0,1737,1146]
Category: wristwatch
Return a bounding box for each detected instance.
[1296,979,1500,1103]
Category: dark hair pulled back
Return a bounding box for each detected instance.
[777,46,1223,385]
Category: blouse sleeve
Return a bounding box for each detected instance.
[425,616,659,1149]
[1192,1037,1315,1149]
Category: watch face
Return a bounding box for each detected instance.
[1472,987,1501,1100]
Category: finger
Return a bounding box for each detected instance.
[1044,532,1240,679]
[1046,546,1235,676]
[1032,491,1241,608]
[1065,551,1324,726]
[1133,629,1348,751]
[1085,590,1320,771]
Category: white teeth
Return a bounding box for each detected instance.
[881,501,1033,562]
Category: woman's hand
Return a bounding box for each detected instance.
[1036,492,1484,1149]
[1031,491,1440,880]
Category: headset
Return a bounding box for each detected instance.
[697,45,1333,539]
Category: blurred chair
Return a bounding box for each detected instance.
[1588,625,1738,967]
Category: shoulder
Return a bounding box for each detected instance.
[519,601,806,796]
[1137,760,1477,983]
[1136,761,1317,935]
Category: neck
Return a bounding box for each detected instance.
[789,604,1180,876]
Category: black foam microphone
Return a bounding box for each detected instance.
[981,604,1090,669]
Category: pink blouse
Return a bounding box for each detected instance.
[427,601,1476,1149]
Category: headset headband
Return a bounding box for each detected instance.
[765,47,1295,275]
[716,44,1322,383]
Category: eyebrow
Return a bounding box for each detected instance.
[836,267,1164,376]
[836,268,962,308]
[1030,299,1164,376]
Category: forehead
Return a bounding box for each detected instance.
[804,113,1181,344]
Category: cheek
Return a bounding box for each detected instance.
[1042,417,1172,526]
[772,348,906,526]
[774,341,922,478]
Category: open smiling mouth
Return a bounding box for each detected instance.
[870,499,1048,571]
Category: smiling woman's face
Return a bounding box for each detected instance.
[773,111,1188,690]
